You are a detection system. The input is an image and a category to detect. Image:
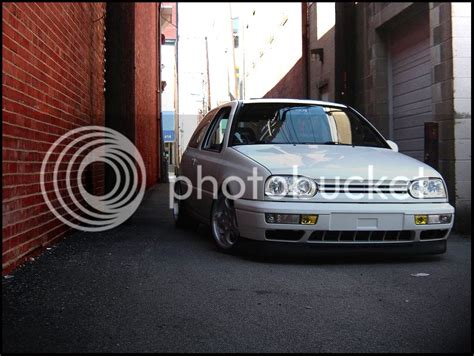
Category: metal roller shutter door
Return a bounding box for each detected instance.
[389,12,432,162]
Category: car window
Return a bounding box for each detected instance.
[187,123,209,149]
[230,103,388,148]
[187,109,217,149]
[202,107,231,152]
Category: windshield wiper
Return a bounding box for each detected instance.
[237,141,358,146]
[293,141,341,145]
[319,141,357,146]
[287,141,359,147]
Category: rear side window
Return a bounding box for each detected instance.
[187,124,209,149]
[187,110,217,149]
[202,107,232,152]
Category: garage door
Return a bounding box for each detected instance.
[389,11,432,162]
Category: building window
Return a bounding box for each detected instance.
[233,34,239,48]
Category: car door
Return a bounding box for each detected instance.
[180,109,217,214]
[192,106,233,221]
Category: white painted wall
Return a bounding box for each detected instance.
[177,3,209,158]
[451,2,471,221]
[207,3,238,106]
[161,45,176,113]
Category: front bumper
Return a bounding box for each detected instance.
[234,199,454,248]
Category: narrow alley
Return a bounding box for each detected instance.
[2,2,471,353]
[2,184,471,353]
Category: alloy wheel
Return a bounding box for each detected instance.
[212,196,239,249]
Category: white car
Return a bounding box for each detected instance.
[174,99,454,254]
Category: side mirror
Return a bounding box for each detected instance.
[386,140,399,152]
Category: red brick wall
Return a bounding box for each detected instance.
[263,57,305,99]
[135,3,160,188]
[2,3,106,272]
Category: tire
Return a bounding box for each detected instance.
[173,182,197,229]
[210,194,241,252]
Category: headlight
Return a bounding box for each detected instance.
[408,178,447,199]
[265,176,318,198]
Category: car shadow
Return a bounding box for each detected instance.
[238,244,444,266]
[189,222,444,266]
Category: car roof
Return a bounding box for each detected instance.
[239,98,348,108]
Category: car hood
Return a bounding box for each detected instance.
[233,144,440,180]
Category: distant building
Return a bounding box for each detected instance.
[176,4,207,159]
[207,3,238,105]
[235,3,304,99]
[161,3,178,172]
[176,3,237,159]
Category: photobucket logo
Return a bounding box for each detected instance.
[170,164,429,207]
[40,126,146,232]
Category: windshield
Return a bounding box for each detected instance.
[230,103,389,148]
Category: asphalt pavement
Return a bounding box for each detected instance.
[2,184,471,352]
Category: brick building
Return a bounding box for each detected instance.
[2,3,164,272]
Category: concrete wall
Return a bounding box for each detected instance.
[428,2,456,216]
[451,2,471,232]
[354,3,414,137]
[2,3,106,272]
[307,2,336,101]
[307,2,471,232]
[354,2,471,232]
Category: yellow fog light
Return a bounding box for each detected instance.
[415,215,428,225]
[300,215,318,225]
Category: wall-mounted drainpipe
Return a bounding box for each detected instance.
[302,3,309,99]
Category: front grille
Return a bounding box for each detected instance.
[309,230,414,242]
[316,179,409,194]
[265,230,305,241]
[420,229,449,240]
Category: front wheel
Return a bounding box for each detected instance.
[211,195,241,252]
